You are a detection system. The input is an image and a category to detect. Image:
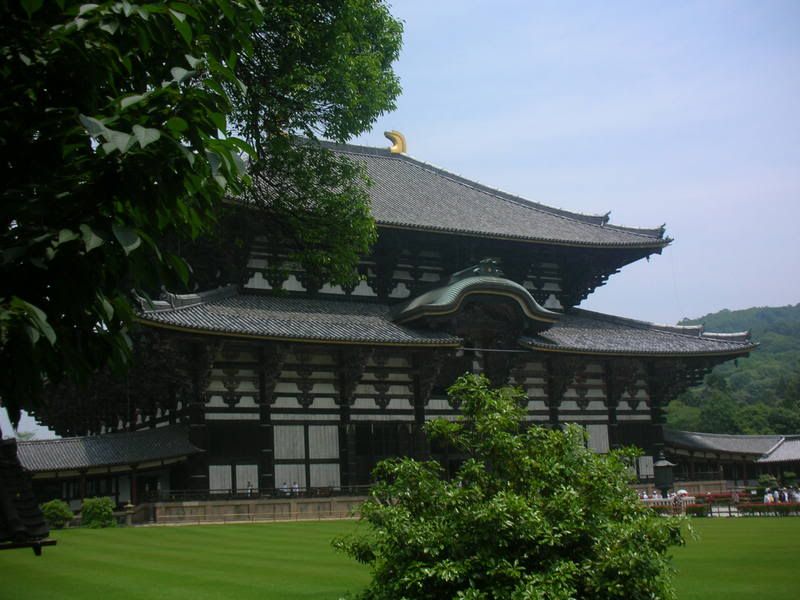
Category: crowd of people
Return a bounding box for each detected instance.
[638,489,686,500]
[763,487,800,504]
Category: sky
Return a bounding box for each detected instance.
[353,0,800,325]
[3,0,799,440]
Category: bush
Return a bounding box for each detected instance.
[738,503,800,517]
[335,374,685,599]
[81,497,116,528]
[650,505,674,516]
[40,499,74,529]
[758,473,778,488]
[685,504,711,517]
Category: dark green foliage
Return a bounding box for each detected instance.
[684,505,711,518]
[0,1,401,427]
[668,304,800,434]
[81,497,116,529]
[758,474,778,489]
[40,499,74,529]
[335,374,684,600]
[737,503,800,517]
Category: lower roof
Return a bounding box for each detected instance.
[138,286,460,347]
[137,289,753,358]
[519,309,756,357]
[17,426,201,473]
[664,429,781,456]
[665,429,800,463]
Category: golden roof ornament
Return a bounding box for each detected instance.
[384,130,407,154]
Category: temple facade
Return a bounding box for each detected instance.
[22,135,757,502]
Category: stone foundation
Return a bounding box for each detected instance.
[152,496,366,524]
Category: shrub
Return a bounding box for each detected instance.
[40,499,74,529]
[81,497,116,528]
[782,471,797,486]
[758,473,778,488]
[335,374,685,599]
[650,505,673,516]
[738,503,800,517]
[685,504,710,517]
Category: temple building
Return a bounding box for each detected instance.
[20,133,760,504]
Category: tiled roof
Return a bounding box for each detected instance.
[758,437,800,464]
[138,288,461,346]
[519,309,756,356]
[665,430,800,463]
[17,426,201,473]
[664,429,781,456]
[318,141,669,249]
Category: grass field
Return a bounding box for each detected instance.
[1,518,798,599]
[672,518,800,599]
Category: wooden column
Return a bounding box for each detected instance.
[646,361,687,458]
[186,340,211,492]
[412,349,449,460]
[258,344,284,494]
[130,466,138,505]
[604,359,642,449]
[545,356,582,427]
[336,347,371,488]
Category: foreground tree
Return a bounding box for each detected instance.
[0,1,401,426]
[336,375,683,600]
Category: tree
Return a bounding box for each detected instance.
[335,375,684,600]
[0,1,402,427]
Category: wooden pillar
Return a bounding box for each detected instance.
[79,471,87,499]
[130,466,138,505]
[258,344,284,494]
[545,356,582,428]
[186,340,211,492]
[336,347,370,489]
[412,349,448,461]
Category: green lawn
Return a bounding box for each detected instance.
[0,521,370,600]
[1,518,798,599]
[672,518,800,599]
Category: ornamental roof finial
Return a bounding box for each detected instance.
[384,130,407,154]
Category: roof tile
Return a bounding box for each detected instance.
[520,309,756,356]
[17,426,200,473]
[316,142,669,248]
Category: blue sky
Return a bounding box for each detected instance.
[354,0,800,324]
[3,1,798,439]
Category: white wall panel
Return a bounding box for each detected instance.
[236,464,259,492]
[638,456,654,478]
[209,465,232,493]
[274,464,306,489]
[308,426,339,459]
[274,425,305,459]
[586,424,610,454]
[310,464,341,488]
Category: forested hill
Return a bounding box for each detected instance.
[666,304,800,435]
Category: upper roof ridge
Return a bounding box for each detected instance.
[321,139,667,241]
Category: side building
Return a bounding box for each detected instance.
[22,135,756,502]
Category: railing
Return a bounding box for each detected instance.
[154,508,359,525]
[144,485,373,503]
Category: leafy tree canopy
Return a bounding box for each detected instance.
[0,0,402,427]
[336,374,683,600]
[668,304,800,434]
